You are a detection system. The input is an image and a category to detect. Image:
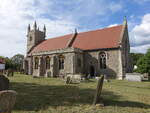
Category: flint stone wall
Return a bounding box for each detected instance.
[84,49,123,79]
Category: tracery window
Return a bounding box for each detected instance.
[99,52,106,69]
[35,57,39,69]
[59,55,65,70]
[46,56,50,69]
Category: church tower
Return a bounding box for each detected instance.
[27,21,46,53]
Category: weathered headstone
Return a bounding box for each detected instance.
[66,76,71,84]
[0,90,17,113]
[125,73,142,82]
[93,75,104,105]
[142,73,149,81]
[65,74,81,84]
[0,75,9,91]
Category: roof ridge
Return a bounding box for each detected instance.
[46,24,123,40]
[46,34,73,40]
[77,24,123,35]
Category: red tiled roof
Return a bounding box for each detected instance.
[32,34,73,53]
[31,25,123,53]
[72,25,123,50]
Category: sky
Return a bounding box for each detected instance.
[0,0,150,57]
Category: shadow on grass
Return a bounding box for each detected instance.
[104,99,150,108]
[10,82,96,111]
[102,88,150,109]
[142,80,150,82]
[10,82,150,111]
[117,84,150,90]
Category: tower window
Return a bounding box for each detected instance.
[59,55,65,70]
[35,57,39,69]
[46,56,50,69]
[99,52,106,69]
[29,36,32,41]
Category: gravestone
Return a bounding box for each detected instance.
[0,90,17,113]
[65,74,81,84]
[142,73,149,80]
[93,75,104,105]
[0,75,9,91]
[125,73,142,82]
[6,69,14,77]
[66,76,71,84]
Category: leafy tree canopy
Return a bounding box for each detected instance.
[136,49,150,74]
[130,53,144,66]
[11,54,24,65]
[11,54,24,71]
[0,54,24,70]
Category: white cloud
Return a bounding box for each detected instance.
[108,24,118,27]
[130,13,150,53]
[108,2,122,12]
[0,0,123,57]
[0,0,77,57]
[131,44,150,53]
[67,0,122,19]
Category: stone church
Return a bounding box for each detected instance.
[24,19,132,80]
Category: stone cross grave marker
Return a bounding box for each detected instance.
[93,75,104,105]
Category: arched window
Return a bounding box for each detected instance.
[77,58,81,67]
[99,52,106,69]
[35,57,39,69]
[46,56,50,69]
[59,55,65,70]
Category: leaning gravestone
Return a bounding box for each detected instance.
[93,75,104,105]
[0,90,17,113]
[0,75,9,91]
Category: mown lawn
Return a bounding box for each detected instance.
[9,73,150,113]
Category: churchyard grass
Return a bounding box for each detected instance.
[9,73,150,113]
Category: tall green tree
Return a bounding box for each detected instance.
[130,53,144,66]
[11,54,24,71]
[0,56,13,69]
[136,49,150,74]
